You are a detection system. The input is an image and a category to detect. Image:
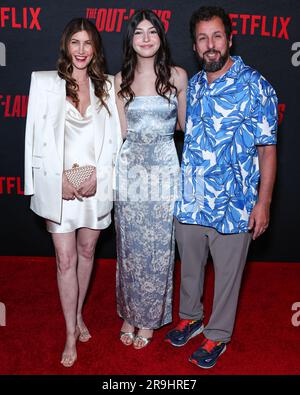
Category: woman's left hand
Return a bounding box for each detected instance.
[77,169,97,197]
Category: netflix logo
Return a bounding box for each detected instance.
[86,8,171,32]
[0,7,41,30]
[0,177,24,195]
[229,14,291,40]
[0,95,28,117]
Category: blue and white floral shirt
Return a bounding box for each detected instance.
[175,56,278,234]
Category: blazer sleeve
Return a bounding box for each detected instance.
[24,72,38,195]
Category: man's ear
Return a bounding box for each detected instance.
[193,43,196,52]
[229,34,233,49]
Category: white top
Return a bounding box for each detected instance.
[64,100,95,170]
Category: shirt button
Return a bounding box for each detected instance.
[44,171,47,176]
[108,139,112,144]
[43,114,47,119]
[43,142,47,146]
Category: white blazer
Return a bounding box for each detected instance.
[24,71,122,223]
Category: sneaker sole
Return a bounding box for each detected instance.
[189,344,227,369]
[165,324,204,347]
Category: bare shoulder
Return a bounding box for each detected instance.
[171,66,188,82]
[171,66,188,92]
[114,71,122,86]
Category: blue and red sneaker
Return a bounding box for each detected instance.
[189,338,226,369]
[165,319,204,347]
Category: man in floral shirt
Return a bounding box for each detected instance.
[165,6,278,368]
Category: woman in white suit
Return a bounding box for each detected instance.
[24,18,122,367]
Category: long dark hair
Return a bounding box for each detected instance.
[57,18,110,113]
[118,9,177,105]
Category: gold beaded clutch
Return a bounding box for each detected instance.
[64,163,96,190]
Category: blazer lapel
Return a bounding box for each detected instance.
[89,78,106,162]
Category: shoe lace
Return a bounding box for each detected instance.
[201,339,221,353]
[175,319,194,331]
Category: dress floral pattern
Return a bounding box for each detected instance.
[175,56,278,234]
[115,95,179,329]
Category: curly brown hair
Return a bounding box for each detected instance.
[57,18,110,114]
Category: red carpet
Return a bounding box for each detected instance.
[0,257,299,375]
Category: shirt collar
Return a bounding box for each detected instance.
[197,56,245,86]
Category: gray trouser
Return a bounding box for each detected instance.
[175,218,252,343]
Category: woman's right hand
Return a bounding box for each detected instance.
[62,173,82,200]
